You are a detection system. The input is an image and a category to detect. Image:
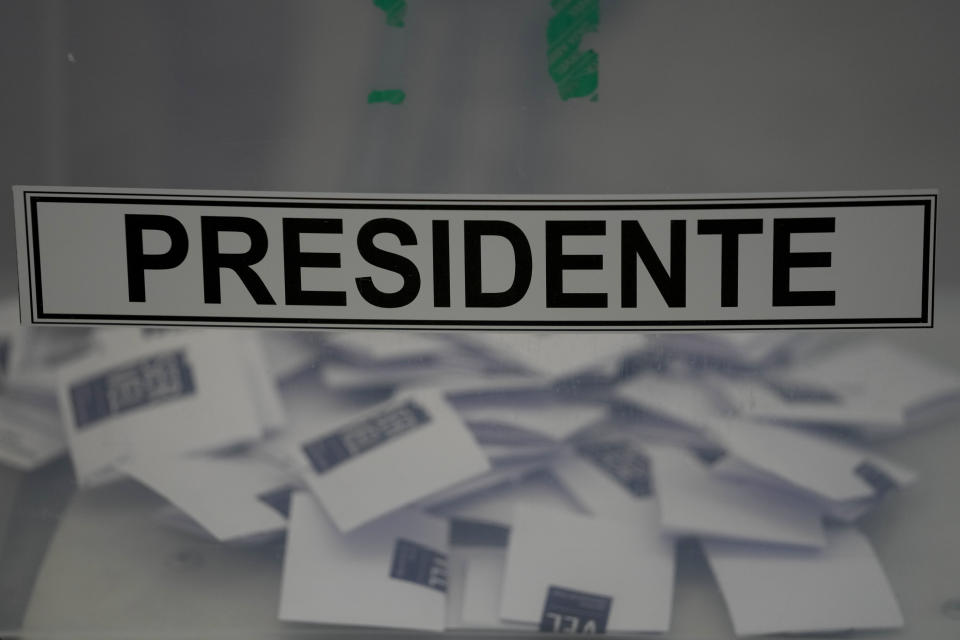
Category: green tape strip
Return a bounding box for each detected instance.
[547,0,599,101]
[373,0,407,28]
[367,89,407,105]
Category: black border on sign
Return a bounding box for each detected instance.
[23,190,936,330]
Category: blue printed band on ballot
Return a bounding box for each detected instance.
[70,351,196,429]
[854,461,899,496]
[540,586,613,633]
[576,440,651,498]
[389,538,448,593]
[301,401,430,474]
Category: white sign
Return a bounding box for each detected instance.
[13,187,935,330]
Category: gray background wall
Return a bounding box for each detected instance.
[2,0,958,295]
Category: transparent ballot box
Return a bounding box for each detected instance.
[3,2,960,639]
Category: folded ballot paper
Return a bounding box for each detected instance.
[236,332,288,432]
[318,332,484,393]
[647,445,826,548]
[121,453,296,543]
[704,527,903,636]
[290,390,490,532]
[459,402,609,442]
[6,314,960,637]
[651,332,827,369]
[617,373,736,428]
[428,469,583,529]
[716,341,960,436]
[55,331,268,485]
[499,504,675,633]
[702,417,916,505]
[551,436,655,521]
[2,339,93,412]
[616,370,917,522]
[257,331,328,383]
[325,331,458,365]
[0,393,66,471]
[416,458,550,512]
[451,333,647,381]
[280,492,450,631]
[447,547,531,631]
[0,301,71,470]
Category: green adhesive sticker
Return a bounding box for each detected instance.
[373,0,407,27]
[547,0,599,101]
[367,89,406,105]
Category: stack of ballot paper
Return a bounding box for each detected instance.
[3,296,960,636]
[0,300,91,471]
[650,331,831,370]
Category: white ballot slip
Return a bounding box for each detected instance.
[1,368,60,408]
[0,395,66,471]
[253,381,387,470]
[90,327,154,353]
[718,341,960,435]
[10,327,93,383]
[326,332,455,364]
[459,403,609,442]
[615,412,721,451]
[460,548,535,631]
[417,459,549,510]
[712,376,901,431]
[283,378,386,432]
[320,360,475,393]
[121,454,294,542]
[12,326,90,366]
[150,503,223,540]
[791,341,960,410]
[616,375,735,434]
[1,325,70,402]
[258,331,325,383]
[430,469,583,528]
[445,549,470,630]
[703,417,915,503]
[279,493,449,631]
[457,333,647,379]
[56,332,265,485]
[651,332,822,368]
[550,439,654,521]
[499,504,675,633]
[293,390,490,532]
[446,547,534,631]
[648,446,826,548]
[704,527,903,636]
[236,332,287,431]
[89,330,288,436]
[709,455,888,524]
